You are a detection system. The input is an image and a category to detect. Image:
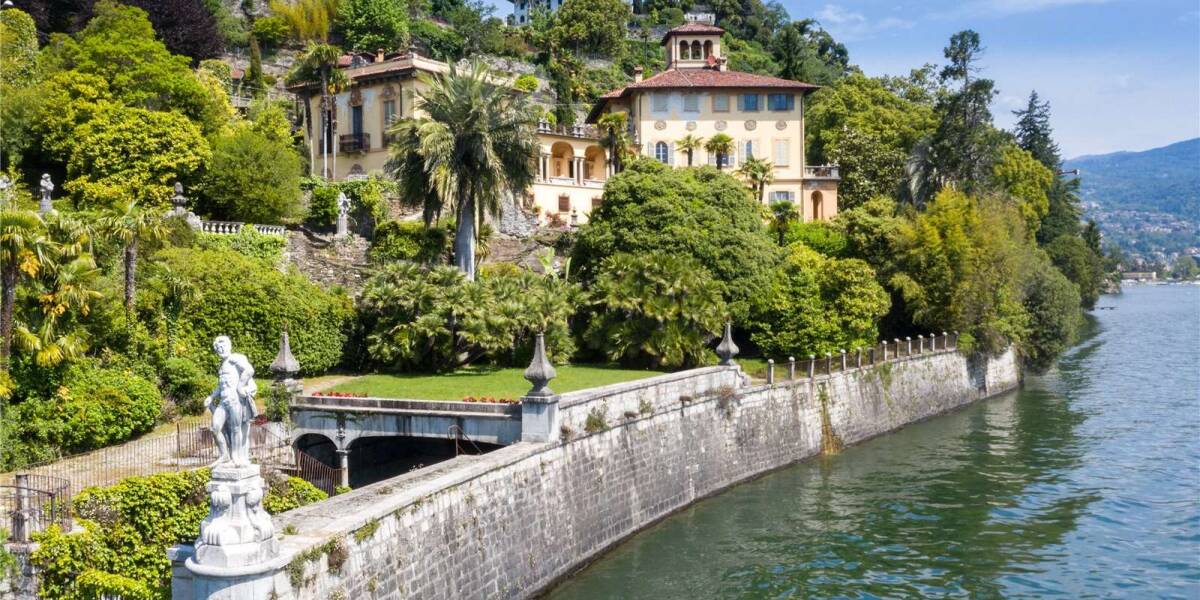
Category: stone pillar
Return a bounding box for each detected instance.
[716,323,739,367]
[183,464,281,599]
[11,474,34,542]
[575,157,585,185]
[336,450,350,488]
[269,328,302,421]
[905,337,912,355]
[868,347,875,364]
[894,339,901,358]
[521,332,560,443]
[825,352,832,374]
[840,350,847,371]
[918,335,924,353]
[952,331,959,349]
[766,359,775,384]
[787,357,795,380]
[942,331,949,352]
[881,341,888,361]
[540,153,549,181]
[856,348,863,369]
[808,355,815,379]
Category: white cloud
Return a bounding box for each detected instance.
[931,0,1116,20]
[816,4,913,40]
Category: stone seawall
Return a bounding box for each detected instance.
[181,348,1019,600]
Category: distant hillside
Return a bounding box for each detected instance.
[1064,138,1200,220]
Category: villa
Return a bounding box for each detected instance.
[289,22,838,226]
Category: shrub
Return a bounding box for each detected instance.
[368,220,448,265]
[13,362,162,454]
[573,160,778,320]
[748,243,890,358]
[785,221,848,257]
[195,225,286,264]
[513,73,539,93]
[150,247,353,373]
[307,185,341,227]
[251,15,290,48]
[265,382,292,423]
[199,125,304,224]
[160,357,214,416]
[33,468,325,598]
[586,253,726,368]
[358,262,580,371]
[264,476,329,514]
[1021,259,1081,372]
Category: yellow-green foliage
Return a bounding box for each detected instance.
[32,469,327,599]
[992,145,1053,237]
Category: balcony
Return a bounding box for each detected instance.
[537,121,601,140]
[339,133,371,154]
[804,165,840,180]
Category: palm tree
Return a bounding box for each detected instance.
[675,134,705,167]
[289,42,348,179]
[597,112,632,174]
[0,209,50,368]
[99,199,168,320]
[147,264,198,357]
[768,200,799,246]
[736,156,775,203]
[386,61,538,281]
[15,254,101,367]
[704,133,734,169]
[387,119,446,226]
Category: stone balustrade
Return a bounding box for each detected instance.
[200,221,287,236]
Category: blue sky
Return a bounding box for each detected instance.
[485,0,1200,157]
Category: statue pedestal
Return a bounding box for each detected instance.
[182,464,281,599]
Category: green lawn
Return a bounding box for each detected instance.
[327,364,667,401]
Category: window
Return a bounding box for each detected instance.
[690,41,701,59]
[743,140,756,160]
[773,139,790,166]
[558,195,570,213]
[383,100,397,126]
[768,93,795,111]
[683,94,699,113]
[740,94,760,112]
[652,93,669,113]
[655,141,670,164]
[591,197,603,209]
[679,41,689,61]
[712,94,729,112]
[769,191,795,203]
[704,40,713,58]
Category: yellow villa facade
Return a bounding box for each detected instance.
[290,22,837,226]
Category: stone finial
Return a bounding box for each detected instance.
[716,322,739,366]
[172,182,187,210]
[523,332,557,397]
[269,327,300,377]
[38,173,54,214]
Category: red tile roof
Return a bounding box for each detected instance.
[661,22,725,43]
[586,68,819,122]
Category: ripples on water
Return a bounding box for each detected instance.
[547,285,1200,599]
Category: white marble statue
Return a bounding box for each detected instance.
[206,336,258,467]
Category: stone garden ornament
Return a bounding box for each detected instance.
[336,191,350,238]
[39,173,54,214]
[185,335,278,585]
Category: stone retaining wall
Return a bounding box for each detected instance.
[174,348,1020,600]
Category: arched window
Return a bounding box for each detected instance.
[679,41,689,61]
[704,40,713,59]
[690,41,702,60]
[655,141,670,164]
[811,191,824,221]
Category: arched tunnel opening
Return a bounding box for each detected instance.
[294,433,503,490]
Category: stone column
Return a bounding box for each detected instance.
[840,350,847,371]
[787,357,796,380]
[905,337,912,355]
[540,153,550,181]
[856,348,863,369]
[575,157,585,185]
[336,449,350,488]
[825,352,832,374]
[807,355,815,379]
[868,347,875,364]
[521,332,559,443]
[918,335,924,353]
[942,331,949,352]
[766,359,775,384]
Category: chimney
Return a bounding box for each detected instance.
[376,48,385,62]
[633,66,644,83]
[718,56,728,72]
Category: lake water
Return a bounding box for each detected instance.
[546,284,1200,599]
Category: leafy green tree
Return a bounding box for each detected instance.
[336,0,410,52]
[586,253,726,369]
[41,2,231,134]
[0,8,39,88]
[833,195,905,271]
[824,127,906,210]
[1021,259,1081,372]
[98,199,168,319]
[597,112,632,173]
[1044,234,1103,309]
[199,125,304,224]
[704,133,734,169]
[675,134,704,167]
[118,0,226,61]
[784,221,848,257]
[723,34,777,76]
[748,243,889,358]
[1171,255,1199,280]
[925,30,1001,193]
[549,0,630,56]
[386,61,538,281]
[736,156,774,203]
[64,105,211,208]
[572,159,779,321]
[270,0,338,42]
[992,144,1054,237]
[770,20,849,85]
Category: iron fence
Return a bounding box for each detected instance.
[1,474,71,542]
[763,332,960,383]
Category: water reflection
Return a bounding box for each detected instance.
[547,286,1199,599]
